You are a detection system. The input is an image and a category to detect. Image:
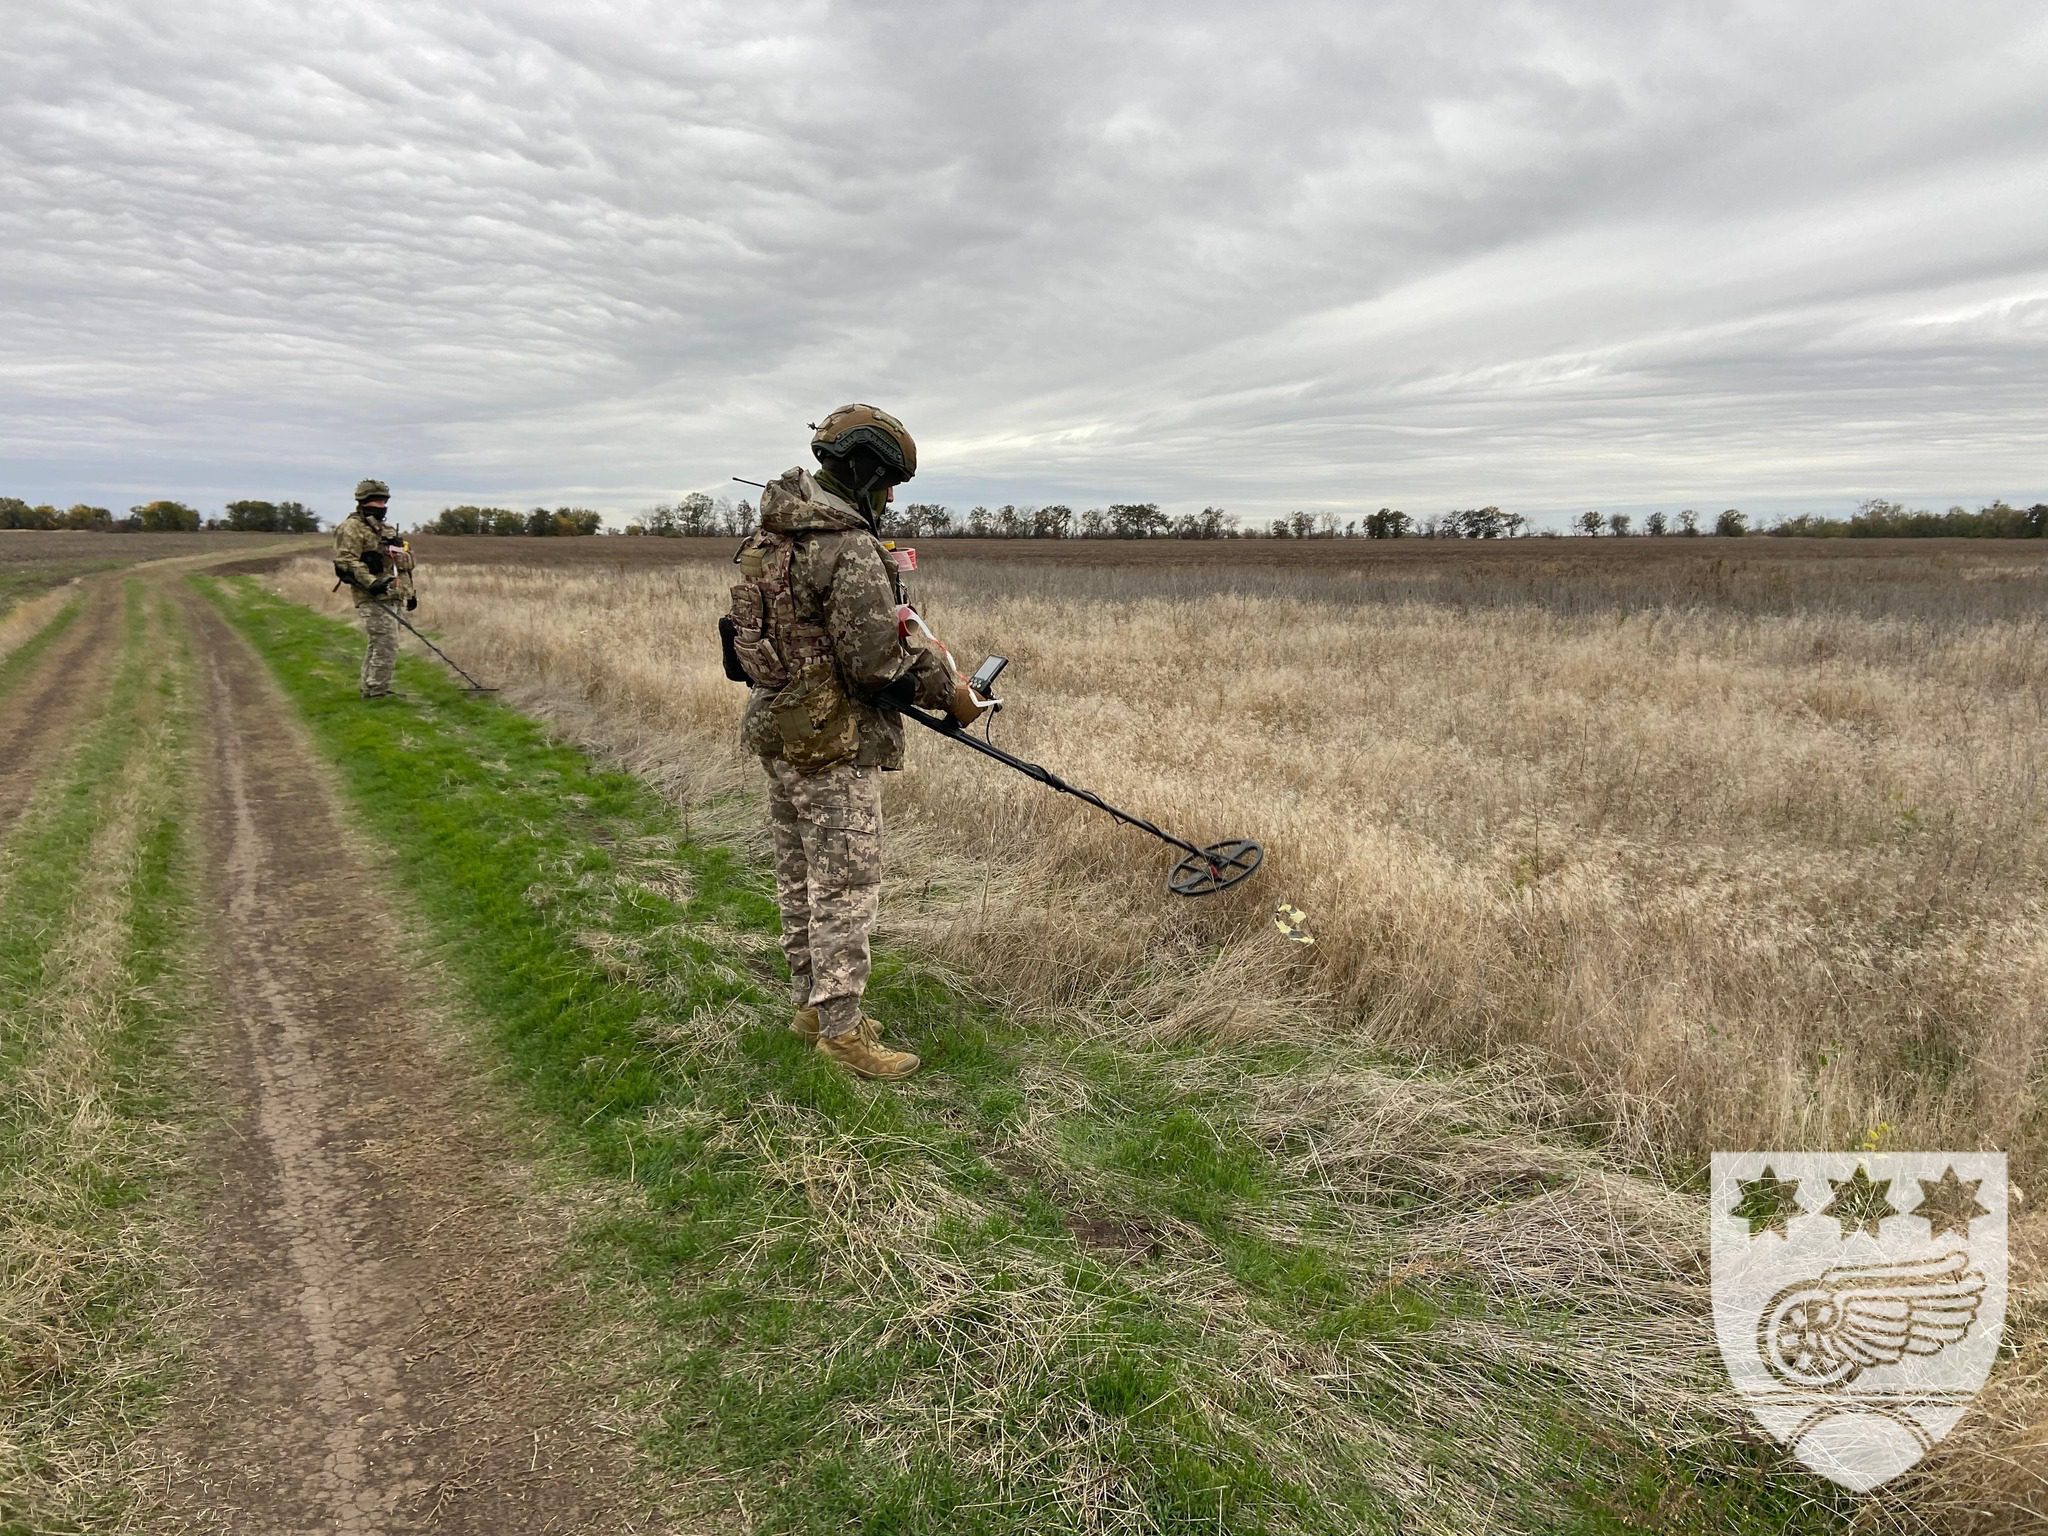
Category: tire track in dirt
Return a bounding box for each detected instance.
[137,589,650,1536]
[0,581,122,838]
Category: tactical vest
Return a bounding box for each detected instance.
[333,515,414,601]
[727,530,858,770]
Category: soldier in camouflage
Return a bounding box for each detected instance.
[728,405,984,1080]
[332,478,417,700]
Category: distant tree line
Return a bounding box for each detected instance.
[0,497,319,533]
[624,492,757,537]
[1574,509,1728,537]
[882,504,1519,539]
[1564,501,2048,538]
[424,505,603,536]
[1262,507,1530,538]
[1764,500,2048,539]
[9,491,2044,542]
[216,500,321,532]
[881,503,1233,538]
[616,494,2048,540]
[563,493,2048,541]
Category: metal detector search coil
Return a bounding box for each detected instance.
[1170,840,1264,897]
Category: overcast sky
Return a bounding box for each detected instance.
[4,1,2044,528]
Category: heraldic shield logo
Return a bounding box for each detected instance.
[1712,1152,2007,1491]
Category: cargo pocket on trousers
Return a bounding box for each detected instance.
[807,773,882,887]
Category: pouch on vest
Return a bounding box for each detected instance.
[725,579,790,688]
[718,616,748,683]
[773,662,859,771]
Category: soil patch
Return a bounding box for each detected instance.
[1062,1212,1165,1261]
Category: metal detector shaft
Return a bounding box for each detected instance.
[899,707,1263,895]
[388,606,499,692]
[901,706,1208,862]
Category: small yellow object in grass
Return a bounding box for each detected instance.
[1273,903,1315,945]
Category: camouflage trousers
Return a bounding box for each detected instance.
[358,599,401,696]
[764,757,882,1041]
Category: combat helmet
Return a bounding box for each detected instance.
[354,477,391,503]
[810,405,917,486]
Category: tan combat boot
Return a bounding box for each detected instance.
[816,1020,919,1081]
[792,1009,877,1046]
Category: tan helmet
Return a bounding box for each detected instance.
[809,404,916,484]
[354,477,391,503]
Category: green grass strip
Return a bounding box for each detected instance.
[201,576,1856,1536]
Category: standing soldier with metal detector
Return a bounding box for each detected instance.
[332,478,417,700]
[724,405,984,1080]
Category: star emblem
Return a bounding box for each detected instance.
[1821,1165,1898,1238]
[1912,1166,1990,1241]
[1732,1166,1804,1239]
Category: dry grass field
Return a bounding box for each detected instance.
[300,535,2048,1173]
[263,532,2046,1524]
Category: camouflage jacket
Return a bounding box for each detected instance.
[740,468,955,770]
[332,511,415,607]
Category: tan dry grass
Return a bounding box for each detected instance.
[274,549,2048,1173]
[0,585,76,664]
[268,543,2048,1528]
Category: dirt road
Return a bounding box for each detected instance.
[112,580,650,1533]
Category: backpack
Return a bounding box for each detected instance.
[722,530,858,770]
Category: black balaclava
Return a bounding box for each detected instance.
[815,446,895,524]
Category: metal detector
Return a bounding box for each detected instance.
[388,606,500,693]
[900,659,1261,896]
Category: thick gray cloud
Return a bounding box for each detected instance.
[3,0,2044,525]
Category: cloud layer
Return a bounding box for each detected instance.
[4,0,2045,524]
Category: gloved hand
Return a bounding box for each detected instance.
[948,678,985,727]
[405,595,417,611]
[368,576,395,597]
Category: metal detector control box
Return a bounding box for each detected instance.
[969,654,1008,700]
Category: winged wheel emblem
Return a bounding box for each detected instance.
[1759,1249,1985,1390]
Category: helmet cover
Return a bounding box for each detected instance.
[809,405,916,483]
